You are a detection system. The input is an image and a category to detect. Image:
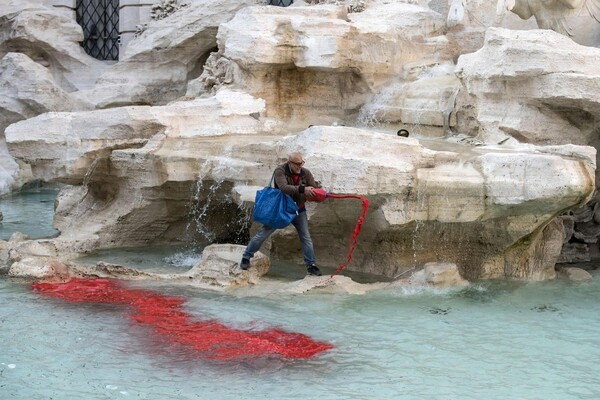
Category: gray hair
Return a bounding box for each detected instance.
[288,152,303,161]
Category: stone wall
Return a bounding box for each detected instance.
[35,0,76,18]
[28,0,159,56]
[119,0,154,51]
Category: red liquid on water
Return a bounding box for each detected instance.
[325,194,369,275]
[31,278,333,360]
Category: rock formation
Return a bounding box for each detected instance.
[0,2,104,192]
[5,102,594,280]
[74,0,260,108]
[456,27,600,147]
[557,266,594,281]
[210,3,448,126]
[0,1,107,92]
[456,27,600,260]
[498,0,600,47]
[0,0,598,285]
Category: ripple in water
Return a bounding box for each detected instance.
[3,272,600,399]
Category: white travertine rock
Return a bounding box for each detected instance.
[9,239,59,260]
[456,27,600,261]
[358,70,460,130]
[409,262,469,288]
[5,243,267,288]
[8,257,70,279]
[9,232,29,243]
[446,0,466,28]
[187,244,270,286]
[74,0,259,108]
[1,4,597,280]
[0,53,82,129]
[558,266,593,281]
[72,244,269,289]
[281,275,372,295]
[0,1,107,92]
[0,240,8,274]
[5,107,159,182]
[215,2,447,124]
[0,52,84,193]
[12,109,592,281]
[456,27,600,146]
[5,88,276,182]
[498,0,600,47]
[426,0,537,63]
[0,139,21,195]
[487,216,565,281]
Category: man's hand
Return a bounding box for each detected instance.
[305,186,316,200]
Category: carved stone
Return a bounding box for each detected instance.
[74,0,258,108]
[498,0,600,47]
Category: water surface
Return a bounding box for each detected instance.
[0,187,59,240]
[77,245,203,274]
[1,271,599,399]
[1,183,599,399]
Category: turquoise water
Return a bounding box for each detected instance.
[1,272,600,399]
[76,245,390,283]
[77,246,204,274]
[2,186,600,399]
[0,187,59,240]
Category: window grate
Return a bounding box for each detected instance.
[268,0,294,6]
[76,0,120,61]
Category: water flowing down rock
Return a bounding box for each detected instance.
[213,2,447,125]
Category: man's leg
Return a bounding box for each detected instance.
[291,212,320,275]
[240,225,276,269]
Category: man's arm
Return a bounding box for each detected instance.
[274,167,304,198]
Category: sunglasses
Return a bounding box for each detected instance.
[289,160,305,167]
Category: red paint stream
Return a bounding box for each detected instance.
[31,278,333,360]
[311,190,369,276]
[29,191,367,359]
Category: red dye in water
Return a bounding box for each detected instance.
[31,278,333,360]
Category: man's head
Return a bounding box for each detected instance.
[288,152,305,174]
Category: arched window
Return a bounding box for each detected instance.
[76,0,120,61]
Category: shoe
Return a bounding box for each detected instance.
[239,258,250,270]
[307,265,322,276]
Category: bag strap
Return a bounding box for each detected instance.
[268,172,275,188]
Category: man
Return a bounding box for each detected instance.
[240,152,322,276]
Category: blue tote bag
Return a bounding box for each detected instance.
[252,173,298,229]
